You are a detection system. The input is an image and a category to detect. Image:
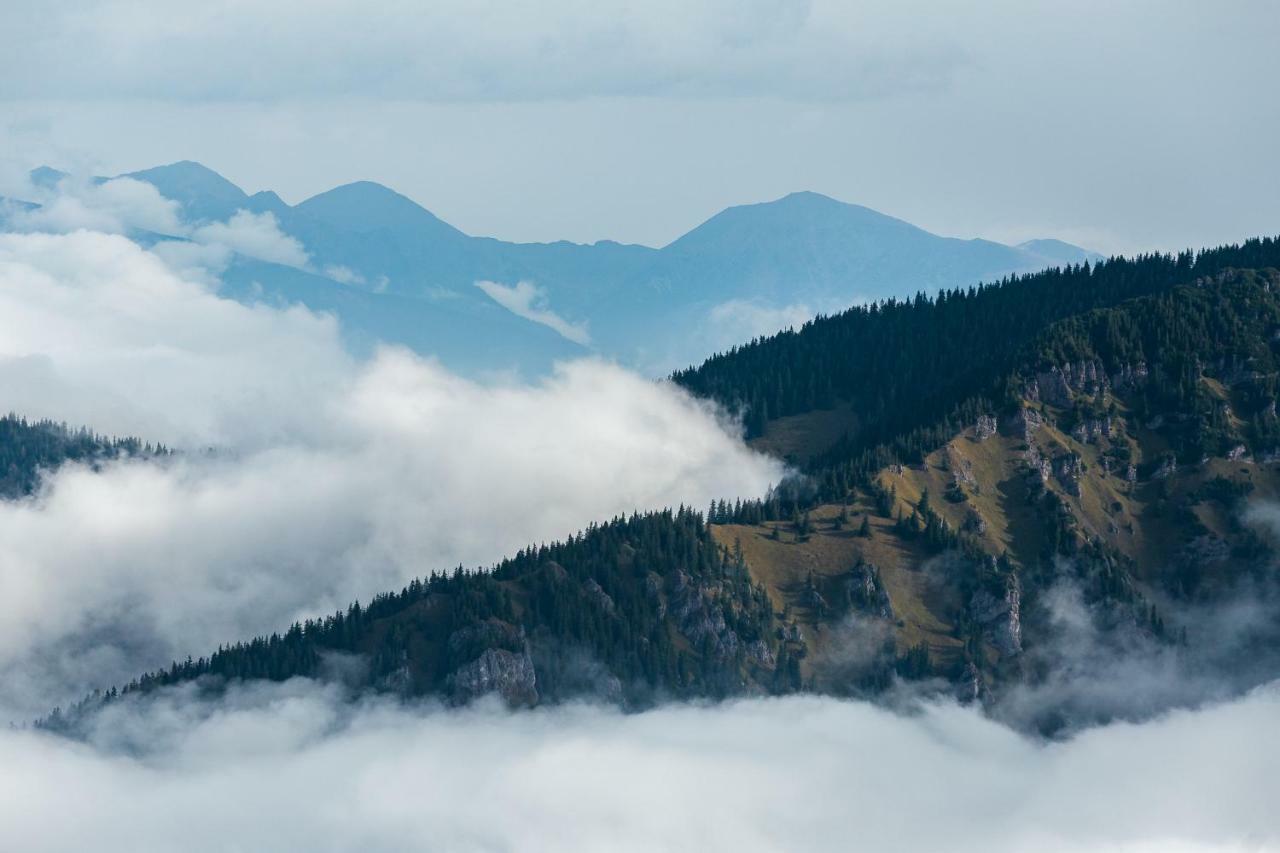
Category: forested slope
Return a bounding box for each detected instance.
[0,415,165,498]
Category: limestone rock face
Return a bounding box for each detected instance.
[956,661,990,705]
[846,562,893,620]
[1008,407,1044,441]
[1025,442,1052,484]
[447,647,539,706]
[747,639,776,668]
[667,570,740,662]
[1029,360,1111,408]
[975,414,998,441]
[1054,453,1085,496]
[446,620,539,706]
[969,575,1022,657]
[952,454,977,488]
[1072,417,1114,444]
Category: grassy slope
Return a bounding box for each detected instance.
[720,372,1279,683]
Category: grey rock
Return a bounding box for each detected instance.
[969,575,1022,657]
[447,647,539,706]
[583,578,617,616]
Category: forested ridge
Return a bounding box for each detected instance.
[673,237,1280,492]
[43,508,792,731]
[0,414,167,498]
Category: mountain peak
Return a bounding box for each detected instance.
[664,190,924,256]
[28,165,68,189]
[122,161,248,222]
[295,180,465,239]
[125,161,242,192]
[775,189,840,205]
[1016,238,1104,265]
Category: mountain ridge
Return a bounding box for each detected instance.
[15,160,1103,375]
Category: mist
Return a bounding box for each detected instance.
[2,679,1276,852]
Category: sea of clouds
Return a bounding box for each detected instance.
[2,681,1277,852]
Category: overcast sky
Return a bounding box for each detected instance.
[1,1,1278,254]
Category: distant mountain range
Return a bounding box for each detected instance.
[11,161,1102,375]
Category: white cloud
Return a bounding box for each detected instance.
[708,299,816,341]
[190,209,309,268]
[477,279,591,346]
[323,263,364,285]
[0,229,783,719]
[1,681,1277,852]
[7,176,185,236]
[5,178,313,274]
[0,230,347,446]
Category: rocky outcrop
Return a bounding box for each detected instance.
[448,647,538,706]
[1071,417,1114,444]
[1227,444,1249,462]
[1024,441,1052,484]
[1008,407,1044,441]
[1029,360,1110,408]
[746,639,776,668]
[956,661,990,705]
[1054,453,1084,496]
[667,570,741,662]
[446,621,539,706]
[1152,456,1177,479]
[950,452,977,489]
[969,575,1022,657]
[846,561,893,620]
[975,414,998,441]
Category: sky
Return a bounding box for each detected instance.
[1,1,1278,254]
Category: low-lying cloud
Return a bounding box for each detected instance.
[189,208,310,268]
[0,229,783,719]
[4,173,314,274]
[2,680,1276,852]
[476,279,591,346]
[6,175,185,236]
